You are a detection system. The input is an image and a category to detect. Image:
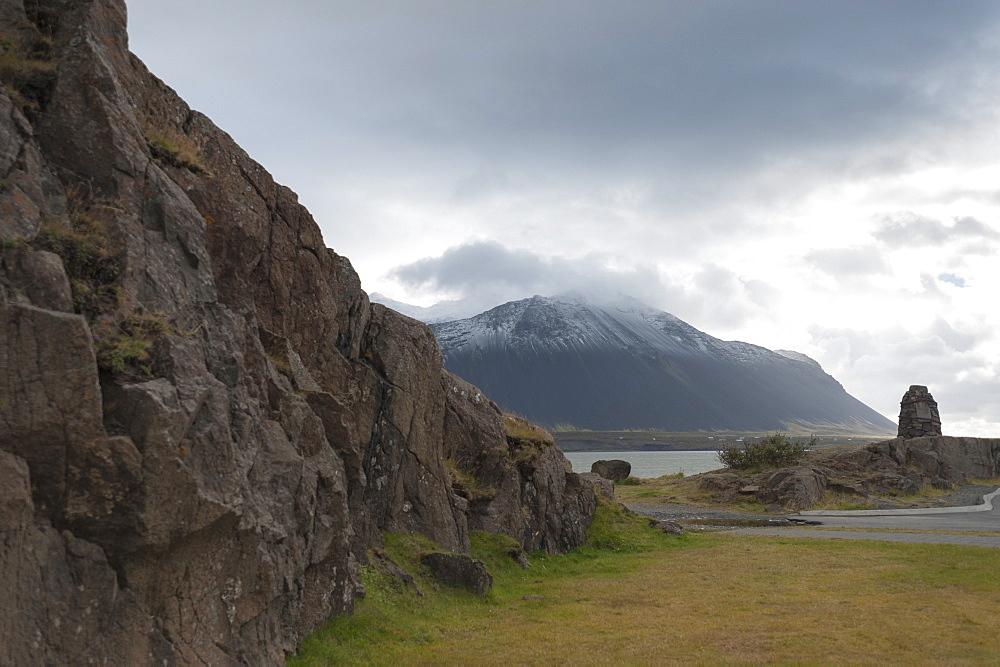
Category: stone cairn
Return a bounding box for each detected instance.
[897,385,942,438]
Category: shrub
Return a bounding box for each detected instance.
[99,333,150,374]
[716,433,812,470]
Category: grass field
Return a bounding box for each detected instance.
[289,503,1000,664]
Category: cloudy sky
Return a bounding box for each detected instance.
[127,0,1000,434]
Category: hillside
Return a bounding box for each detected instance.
[431,293,895,433]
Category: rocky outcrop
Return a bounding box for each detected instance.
[441,377,599,554]
[0,1,596,663]
[757,467,827,509]
[701,436,1000,510]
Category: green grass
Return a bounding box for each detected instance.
[289,504,1000,664]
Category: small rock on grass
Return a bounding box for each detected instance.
[649,519,684,535]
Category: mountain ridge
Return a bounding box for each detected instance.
[429,294,894,433]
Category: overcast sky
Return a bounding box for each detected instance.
[127,0,1000,434]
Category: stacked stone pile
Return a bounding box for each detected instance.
[897,385,942,439]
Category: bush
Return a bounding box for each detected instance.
[717,433,812,470]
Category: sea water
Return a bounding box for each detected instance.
[563,450,722,478]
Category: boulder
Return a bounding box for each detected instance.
[699,471,741,492]
[578,472,615,500]
[759,467,827,510]
[591,459,632,482]
[420,552,493,595]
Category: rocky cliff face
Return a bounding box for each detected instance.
[0,1,596,663]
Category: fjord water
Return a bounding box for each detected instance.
[564,450,723,478]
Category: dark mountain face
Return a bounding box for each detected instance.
[431,294,895,433]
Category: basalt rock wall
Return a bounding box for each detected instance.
[0,1,596,663]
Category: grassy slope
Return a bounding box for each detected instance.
[290,503,1000,664]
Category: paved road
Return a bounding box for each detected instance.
[733,488,1000,548]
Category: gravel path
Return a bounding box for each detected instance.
[626,484,1000,523]
[626,503,777,522]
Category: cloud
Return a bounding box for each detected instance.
[804,246,887,277]
[807,318,999,434]
[873,213,1000,248]
[386,241,771,330]
[127,0,1000,213]
[389,241,667,309]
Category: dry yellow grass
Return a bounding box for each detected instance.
[464,539,999,663]
[614,473,771,511]
[503,413,555,445]
[293,532,1000,664]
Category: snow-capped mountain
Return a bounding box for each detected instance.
[429,293,895,432]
